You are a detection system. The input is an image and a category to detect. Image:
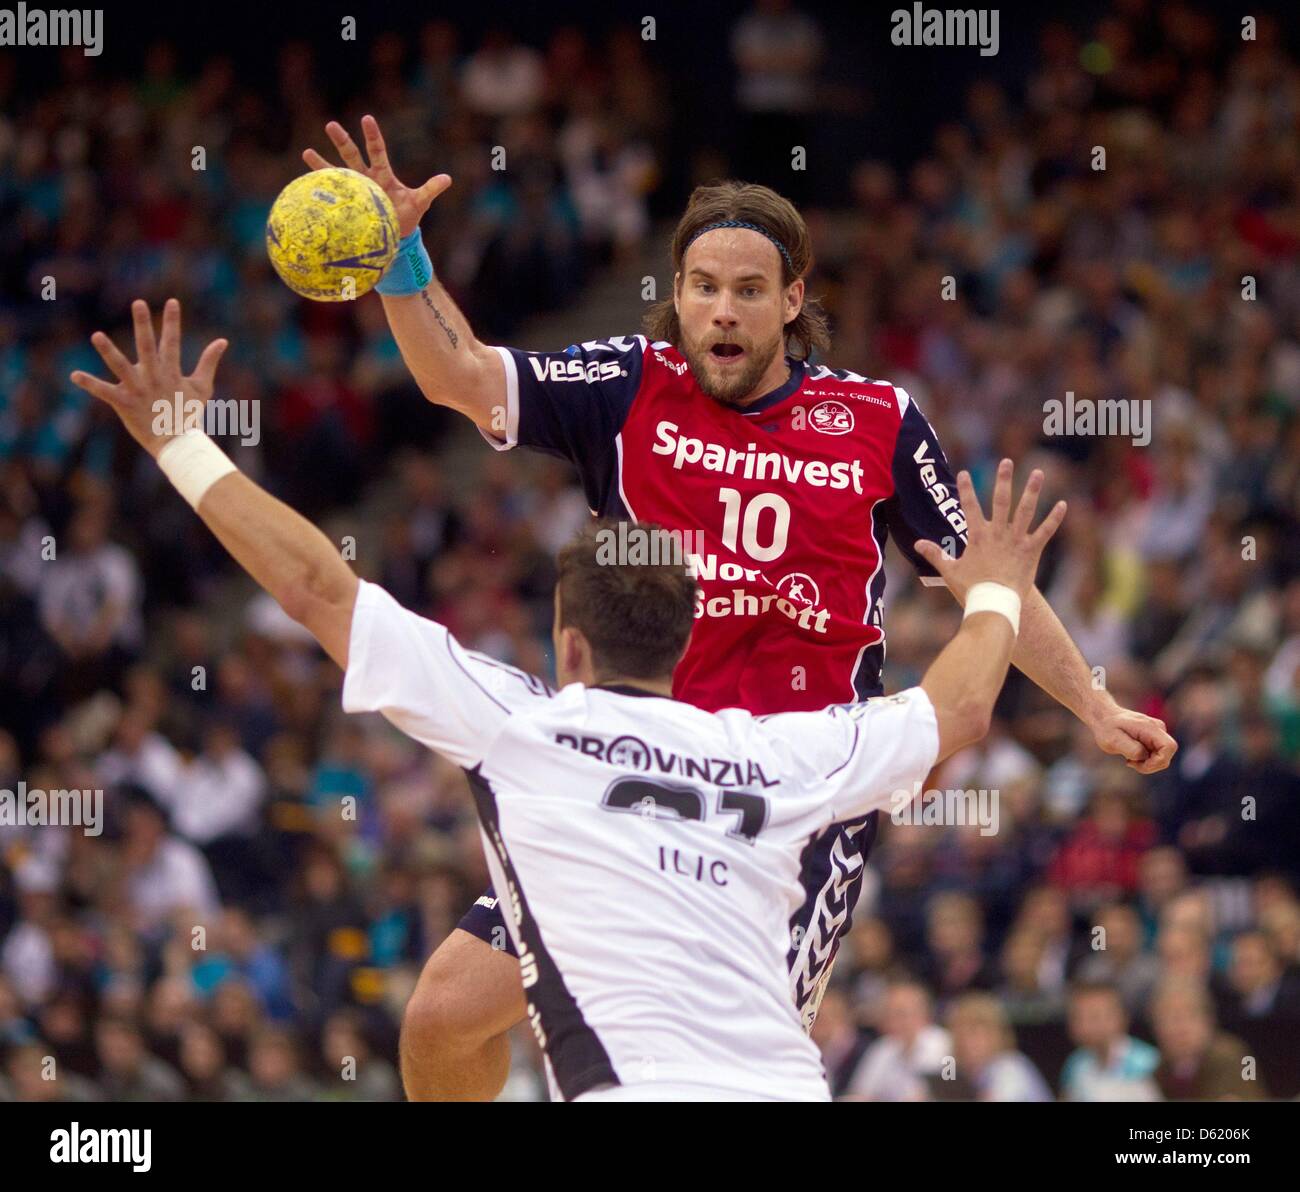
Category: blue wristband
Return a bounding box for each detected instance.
[375,229,434,296]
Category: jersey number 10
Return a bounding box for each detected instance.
[718,488,790,563]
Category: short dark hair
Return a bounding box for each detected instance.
[555,520,696,680]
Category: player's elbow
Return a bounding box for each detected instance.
[420,346,502,420]
[936,695,993,760]
[278,568,358,662]
[279,573,341,628]
[275,581,313,629]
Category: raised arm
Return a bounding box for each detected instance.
[887,400,1176,774]
[70,299,359,666]
[302,116,504,433]
[913,460,1067,764]
[801,462,1068,826]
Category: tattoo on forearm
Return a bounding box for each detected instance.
[420,290,459,348]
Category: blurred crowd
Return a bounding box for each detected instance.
[2,0,1300,1102]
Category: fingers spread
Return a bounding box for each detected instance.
[416,174,453,205]
[90,331,135,384]
[991,457,1013,524]
[914,539,954,574]
[956,470,984,532]
[159,298,182,371]
[1030,499,1068,548]
[302,148,331,171]
[1012,468,1043,535]
[326,121,366,171]
[131,300,160,378]
[361,114,391,176]
[70,371,119,405]
[190,338,229,391]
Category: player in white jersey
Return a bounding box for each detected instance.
[71,299,1066,1100]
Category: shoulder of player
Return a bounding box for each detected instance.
[505,335,652,391]
[458,647,556,705]
[571,334,687,382]
[800,364,915,419]
[563,333,661,360]
[568,336,694,388]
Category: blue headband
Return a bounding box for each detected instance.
[684,220,795,274]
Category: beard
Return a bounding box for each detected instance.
[679,326,784,407]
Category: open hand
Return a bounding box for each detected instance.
[303,114,451,238]
[69,299,228,459]
[914,459,1066,600]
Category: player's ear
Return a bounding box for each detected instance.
[784,276,804,326]
[556,625,587,683]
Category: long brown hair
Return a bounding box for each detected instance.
[644,181,831,361]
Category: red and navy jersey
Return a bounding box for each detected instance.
[484,335,968,715]
[479,333,967,1025]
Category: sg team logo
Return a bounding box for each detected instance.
[809,400,854,436]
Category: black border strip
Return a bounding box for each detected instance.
[465,765,619,1101]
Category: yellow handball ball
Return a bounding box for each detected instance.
[265,168,400,301]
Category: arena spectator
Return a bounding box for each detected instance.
[998,929,1068,1027]
[1150,978,1266,1101]
[1221,928,1300,1097]
[119,790,220,938]
[919,892,997,1009]
[1047,781,1156,910]
[192,908,295,1021]
[0,1041,100,1103]
[237,1026,318,1102]
[177,1020,248,1102]
[36,500,141,701]
[730,0,823,198]
[94,1016,186,1102]
[1060,980,1160,1101]
[842,980,952,1102]
[1073,902,1162,1015]
[944,994,1053,1102]
[1,860,60,1008]
[318,1009,401,1101]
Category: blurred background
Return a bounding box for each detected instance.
[2,0,1300,1102]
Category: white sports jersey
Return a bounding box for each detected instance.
[342,581,939,1102]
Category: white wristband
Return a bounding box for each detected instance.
[963,582,1021,635]
[157,430,237,509]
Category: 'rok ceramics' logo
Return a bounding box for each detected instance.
[809,400,854,435]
